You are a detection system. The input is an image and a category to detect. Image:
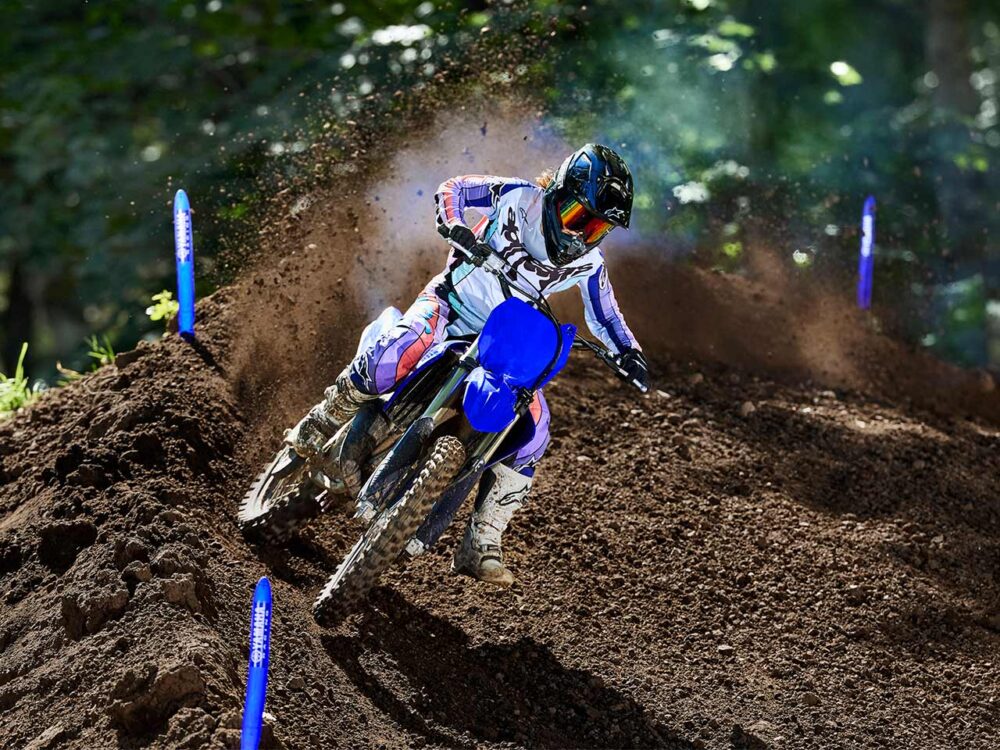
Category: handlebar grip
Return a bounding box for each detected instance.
[597,350,649,394]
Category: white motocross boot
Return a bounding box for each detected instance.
[452,463,531,588]
[285,368,377,458]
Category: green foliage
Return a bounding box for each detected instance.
[545,0,1000,365]
[1,0,999,370]
[145,291,180,324]
[56,333,116,383]
[0,343,43,419]
[86,334,116,368]
[829,61,863,87]
[54,363,82,386]
[0,0,473,376]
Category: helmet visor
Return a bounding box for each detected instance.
[558,196,615,247]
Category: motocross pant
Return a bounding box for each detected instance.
[346,287,550,474]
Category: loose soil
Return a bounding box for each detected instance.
[2,134,999,749]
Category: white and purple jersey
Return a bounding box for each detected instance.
[432,174,640,355]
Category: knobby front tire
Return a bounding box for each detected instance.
[313,435,466,625]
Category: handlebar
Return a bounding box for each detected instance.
[442,230,648,394]
[571,338,650,393]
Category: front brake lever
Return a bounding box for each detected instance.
[603,353,650,394]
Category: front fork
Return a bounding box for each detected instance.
[406,384,534,556]
[352,342,482,522]
[421,338,533,473]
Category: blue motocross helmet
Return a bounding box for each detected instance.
[542,143,634,266]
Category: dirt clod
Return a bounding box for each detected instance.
[61,576,129,639]
[37,520,97,573]
[109,663,207,736]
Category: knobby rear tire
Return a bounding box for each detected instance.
[239,449,322,544]
[313,435,466,625]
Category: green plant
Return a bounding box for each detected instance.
[55,362,82,386]
[146,290,179,325]
[0,343,44,419]
[56,334,117,384]
[86,334,116,367]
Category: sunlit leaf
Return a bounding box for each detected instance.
[717,18,755,38]
[707,53,736,72]
[722,241,742,258]
[690,33,740,54]
[754,52,776,72]
[465,11,490,28]
[830,60,862,86]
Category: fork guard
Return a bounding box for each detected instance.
[413,463,484,549]
[357,415,436,511]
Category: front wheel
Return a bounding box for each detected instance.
[313,435,466,625]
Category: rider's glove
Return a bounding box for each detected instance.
[446,223,477,250]
[617,348,649,391]
[444,223,491,267]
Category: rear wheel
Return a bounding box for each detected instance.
[313,435,466,625]
[239,447,324,544]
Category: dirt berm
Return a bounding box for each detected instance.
[2,127,1000,748]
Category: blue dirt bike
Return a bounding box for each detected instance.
[238,244,646,624]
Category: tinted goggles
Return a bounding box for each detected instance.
[558,196,615,246]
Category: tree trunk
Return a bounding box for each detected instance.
[926,0,978,116]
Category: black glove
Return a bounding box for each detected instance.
[445,223,491,267]
[446,223,477,250]
[617,348,649,391]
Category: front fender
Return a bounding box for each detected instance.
[462,367,518,432]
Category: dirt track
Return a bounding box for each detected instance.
[2,210,1000,749]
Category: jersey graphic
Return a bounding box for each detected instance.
[506,253,594,293]
[432,174,639,354]
[499,207,527,256]
[498,207,592,292]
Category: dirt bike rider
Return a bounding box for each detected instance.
[286,143,648,587]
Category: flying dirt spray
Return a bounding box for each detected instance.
[856,196,876,310]
[173,189,196,336]
[240,577,273,750]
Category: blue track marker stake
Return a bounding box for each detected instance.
[241,577,273,750]
[173,189,196,336]
[856,195,876,309]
